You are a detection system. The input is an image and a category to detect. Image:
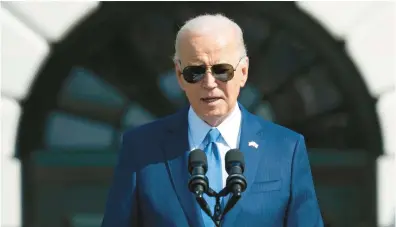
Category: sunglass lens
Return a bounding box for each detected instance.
[212,64,234,82]
[183,66,206,83]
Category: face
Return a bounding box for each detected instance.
[175,30,249,126]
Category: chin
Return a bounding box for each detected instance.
[193,100,230,119]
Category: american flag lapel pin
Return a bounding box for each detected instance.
[248,141,259,149]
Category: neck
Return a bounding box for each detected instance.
[200,104,237,127]
[202,115,227,127]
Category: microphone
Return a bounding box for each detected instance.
[222,149,247,216]
[188,149,209,195]
[225,149,247,195]
[188,149,212,217]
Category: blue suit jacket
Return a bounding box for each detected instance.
[101,105,324,227]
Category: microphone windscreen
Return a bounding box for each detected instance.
[225,149,245,170]
[188,149,207,173]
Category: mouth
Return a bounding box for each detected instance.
[201,97,222,103]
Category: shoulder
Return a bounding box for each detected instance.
[248,111,303,144]
[247,112,307,164]
[239,103,302,140]
[259,116,301,138]
[121,106,188,143]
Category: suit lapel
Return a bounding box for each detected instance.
[162,107,204,227]
[222,105,264,226]
[239,107,264,195]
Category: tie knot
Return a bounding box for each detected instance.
[207,128,221,144]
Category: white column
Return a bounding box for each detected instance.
[1,98,22,227]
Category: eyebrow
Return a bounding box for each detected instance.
[186,60,205,66]
[185,60,228,66]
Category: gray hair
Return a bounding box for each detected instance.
[173,14,247,63]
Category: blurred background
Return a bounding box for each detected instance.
[1,1,395,227]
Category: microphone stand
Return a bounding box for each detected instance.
[206,188,222,227]
[199,187,241,227]
[190,149,246,227]
[191,183,245,227]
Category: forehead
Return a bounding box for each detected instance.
[179,32,237,65]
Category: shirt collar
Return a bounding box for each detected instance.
[188,104,242,148]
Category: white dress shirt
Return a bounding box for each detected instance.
[188,105,242,188]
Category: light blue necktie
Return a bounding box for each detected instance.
[202,128,222,227]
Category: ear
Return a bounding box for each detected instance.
[240,56,249,88]
[175,62,186,91]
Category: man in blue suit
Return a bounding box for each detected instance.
[101,14,324,227]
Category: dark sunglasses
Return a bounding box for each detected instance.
[179,56,245,84]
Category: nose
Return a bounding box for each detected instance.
[201,68,217,89]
